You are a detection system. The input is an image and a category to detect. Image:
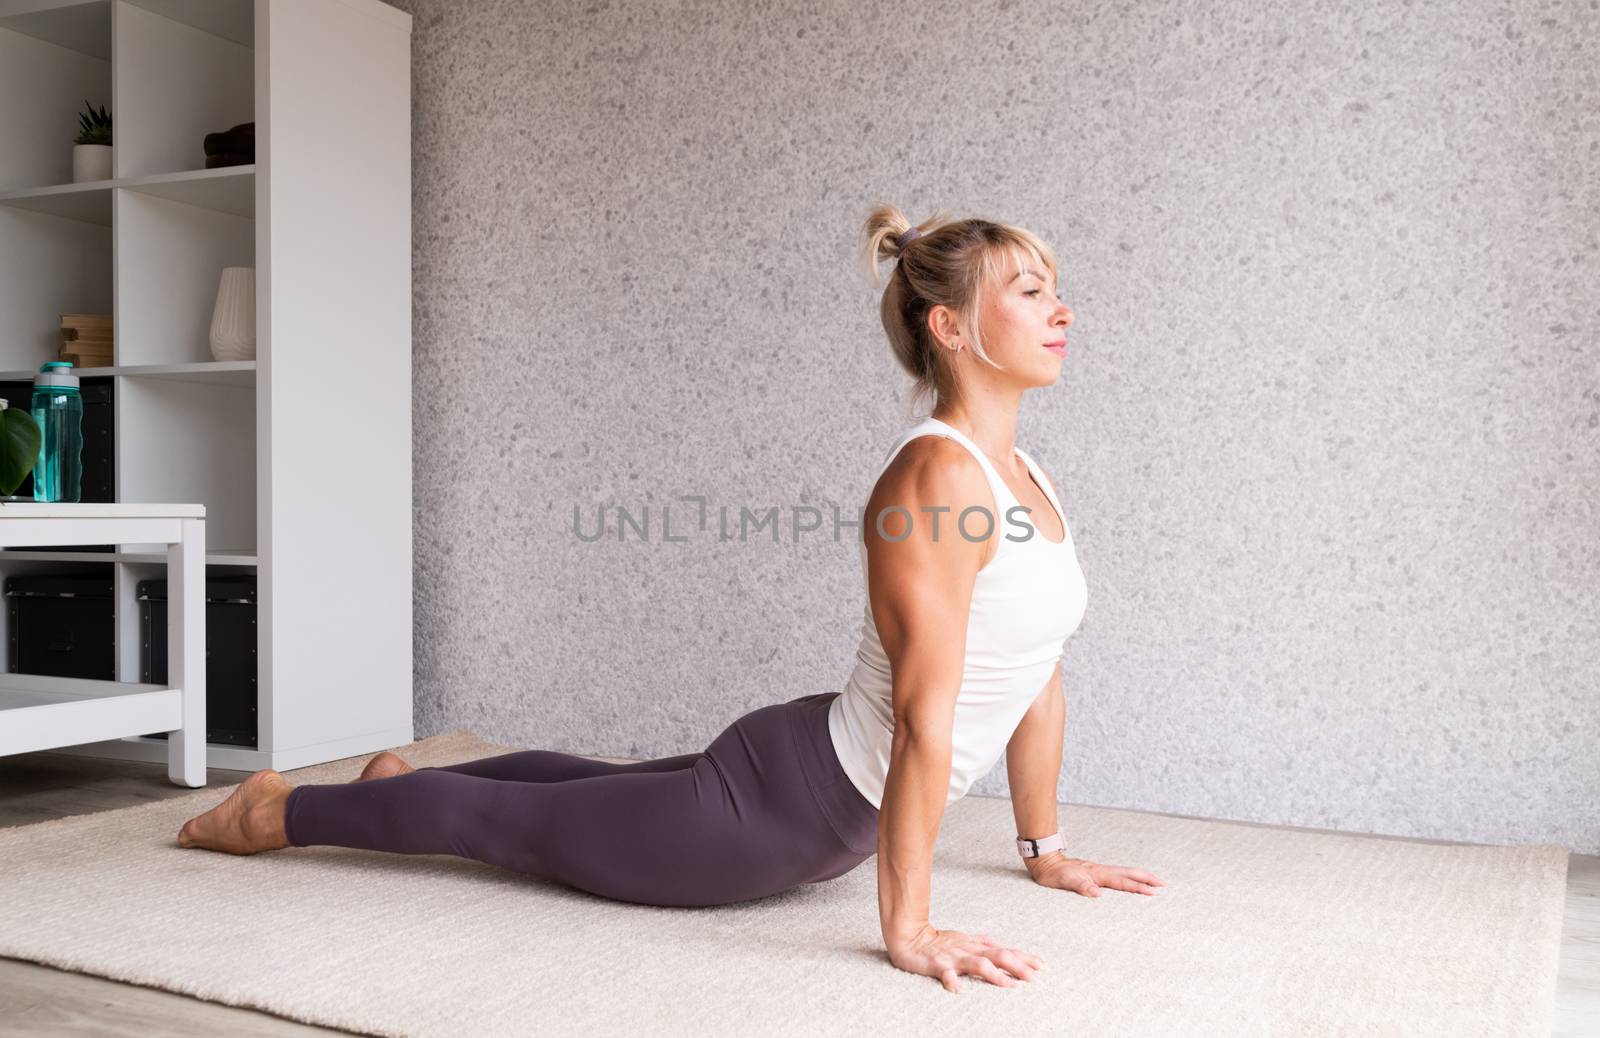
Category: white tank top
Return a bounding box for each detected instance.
[828,417,1090,809]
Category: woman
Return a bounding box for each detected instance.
[177,205,1165,993]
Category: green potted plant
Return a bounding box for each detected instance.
[0,397,42,501]
[72,100,112,183]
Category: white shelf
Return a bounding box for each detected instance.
[122,547,253,564]
[0,681,186,758]
[0,361,255,386]
[0,501,202,517]
[44,723,419,774]
[0,548,256,565]
[0,672,168,706]
[0,166,254,227]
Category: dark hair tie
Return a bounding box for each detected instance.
[896,227,925,249]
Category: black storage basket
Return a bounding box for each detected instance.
[5,573,115,679]
[138,575,258,748]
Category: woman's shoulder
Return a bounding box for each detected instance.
[864,435,996,553]
[874,433,989,504]
[861,434,993,573]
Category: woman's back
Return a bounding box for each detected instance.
[829,417,1089,809]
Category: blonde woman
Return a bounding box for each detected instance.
[176,206,1164,994]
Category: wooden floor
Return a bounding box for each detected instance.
[0,750,1595,1037]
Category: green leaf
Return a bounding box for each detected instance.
[0,407,41,497]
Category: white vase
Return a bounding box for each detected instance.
[71,144,112,183]
[209,267,256,361]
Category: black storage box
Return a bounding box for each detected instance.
[5,573,115,679]
[0,376,115,553]
[138,575,258,748]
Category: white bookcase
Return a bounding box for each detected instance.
[0,0,414,771]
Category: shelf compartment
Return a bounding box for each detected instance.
[116,376,254,555]
[114,186,252,366]
[0,2,112,192]
[0,207,111,371]
[114,0,253,180]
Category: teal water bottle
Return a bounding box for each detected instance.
[31,361,83,503]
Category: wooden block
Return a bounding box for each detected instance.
[61,331,113,345]
[60,346,113,367]
[59,314,114,355]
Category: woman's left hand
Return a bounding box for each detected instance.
[1025,854,1165,897]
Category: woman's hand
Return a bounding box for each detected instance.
[1026,853,1166,897]
[887,923,1043,994]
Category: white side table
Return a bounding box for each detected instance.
[0,503,206,787]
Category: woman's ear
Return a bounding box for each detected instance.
[926,304,960,349]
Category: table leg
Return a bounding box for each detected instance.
[167,517,207,787]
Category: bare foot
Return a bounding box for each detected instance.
[176,769,294,854]
[355,750,415,782]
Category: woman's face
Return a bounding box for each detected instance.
[971,258,1074,387]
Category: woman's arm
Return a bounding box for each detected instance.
[1005,661,1067,877]
[879,694,957,945]
[1005,662,1169,899]
[862,437,1053,989]
[864,437,989,949]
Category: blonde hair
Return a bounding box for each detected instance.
[861,204,1059,416]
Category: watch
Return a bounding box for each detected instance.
[1016,829,1065,859]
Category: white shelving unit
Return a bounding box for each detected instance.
[0,0,413,772]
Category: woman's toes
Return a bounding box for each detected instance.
[177,792,236,851]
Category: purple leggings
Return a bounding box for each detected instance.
[282,691,879,907]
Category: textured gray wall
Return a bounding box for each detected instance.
[391,0,1599,853]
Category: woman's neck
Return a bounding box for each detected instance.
[928,405,1021,473]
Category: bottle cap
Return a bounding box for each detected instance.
[35,361,80,390]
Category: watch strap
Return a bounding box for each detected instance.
[1016,829,1065,858]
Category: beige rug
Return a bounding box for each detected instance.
[0,732,1568,1037]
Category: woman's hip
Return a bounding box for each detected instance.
[706,691,878,861]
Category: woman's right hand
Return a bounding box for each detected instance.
[887,923,1044,993]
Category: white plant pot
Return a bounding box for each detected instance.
[209,267,257,361]
[71,144,112,183]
